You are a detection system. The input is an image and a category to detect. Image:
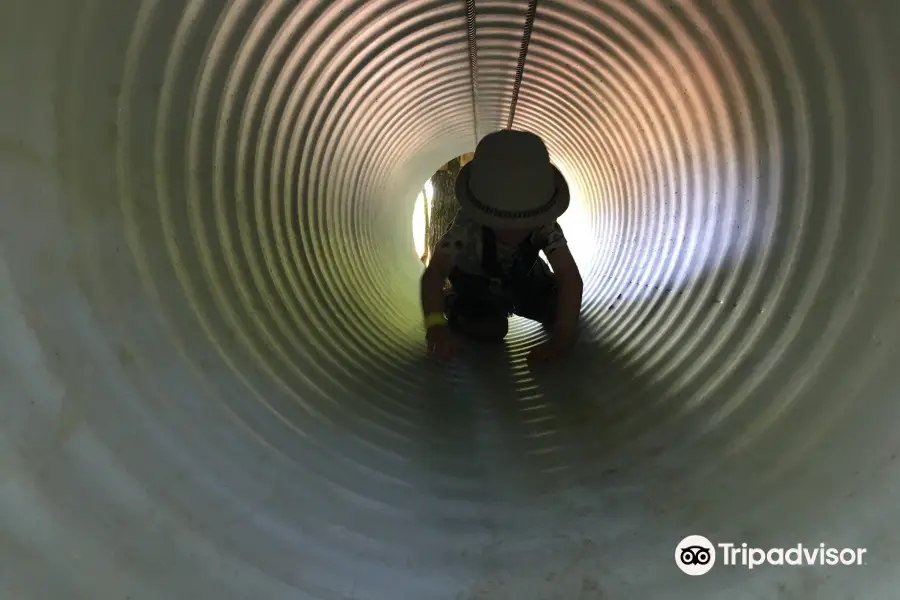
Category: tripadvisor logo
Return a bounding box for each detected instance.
[675,535,715,576]
[676,535,867,575]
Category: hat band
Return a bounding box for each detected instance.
[466,183,557,219]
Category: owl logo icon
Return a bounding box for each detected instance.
[675,535,716,575]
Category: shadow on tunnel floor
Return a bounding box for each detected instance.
[410,329,668,493]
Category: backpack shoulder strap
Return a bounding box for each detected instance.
[518,232,540,267]
[480,227,504,278]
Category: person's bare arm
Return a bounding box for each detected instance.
[420,252,455,319]
[546,246,583,341]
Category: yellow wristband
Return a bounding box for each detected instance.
[424,312,447,329]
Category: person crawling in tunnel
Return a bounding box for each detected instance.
[421,129,584,365]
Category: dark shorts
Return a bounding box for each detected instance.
[444,265,558,328]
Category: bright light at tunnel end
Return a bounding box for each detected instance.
[411,179,433,261]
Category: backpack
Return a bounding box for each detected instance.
[448,226,545,315]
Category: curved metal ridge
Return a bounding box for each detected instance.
[1,1,900,599]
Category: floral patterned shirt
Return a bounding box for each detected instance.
[432,217,568,277]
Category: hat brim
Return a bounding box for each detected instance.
[454,162,571,229]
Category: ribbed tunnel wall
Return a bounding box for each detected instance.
[2,0,900,598]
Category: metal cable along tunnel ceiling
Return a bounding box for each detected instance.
[1,0,899,598]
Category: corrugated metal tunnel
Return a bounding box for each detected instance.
[2,0,900,598]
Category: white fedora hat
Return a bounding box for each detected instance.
[455,129,570,229]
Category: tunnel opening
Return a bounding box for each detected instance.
[411,152,473,265]
[2,1,900,599]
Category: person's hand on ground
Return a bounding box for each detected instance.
[527,333,575,366]
[426,325,460,360]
